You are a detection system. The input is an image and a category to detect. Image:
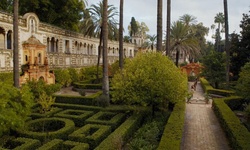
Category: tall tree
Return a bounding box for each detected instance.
[157,0,162,51]
[224,0,230,88]
[81,1,118,81]
[147,34,157,50]
[214,12,225,51]
[102,0,109,104]
[179,14,197,26]
[129,17,138,36]
[166,0,171,56]
[119,0,124,69]
[202,50,226,89]
[170,21,200,66]
[13,0,19,88]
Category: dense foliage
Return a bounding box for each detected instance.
[230,10,250,80]
[0,0,86,31]
[0,82,34,137]
[236,62,250,100]
[111,52,188,113]
[201,50,226,89]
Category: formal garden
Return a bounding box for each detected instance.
[0,52,186,150]
[0,52,250,149]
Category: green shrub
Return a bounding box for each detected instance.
[54,91,102,106]
[0,82,34,137]
[236,62,250,100]
[17,118,75,142]
[127,112,169,150]
[54,109,95,127]
[200,77,213,93]
[37,139,63,150]
[3,137,41,150]
[213,97,250,149]
[78,89,86,96]
[31,107,63,119]
[69,124,112,149]
[0,72,13,85]
[95,113,144,150]
[111,52,188,114]
[68,68,80,83]
[25,80,61,100]
[52,103,101,112]
[62,140,89,150]
[54,69,72,87]
[157,101,185,150]
[85,111,126,130]
[37,92,56,113]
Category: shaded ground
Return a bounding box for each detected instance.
[181,82,230,150]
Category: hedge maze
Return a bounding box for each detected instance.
[1,97,146,150]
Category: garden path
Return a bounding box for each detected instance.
[181,81,231,150]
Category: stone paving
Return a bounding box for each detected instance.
[181,82,231,150]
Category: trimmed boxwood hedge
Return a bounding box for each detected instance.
[69,124,112,149]
[95,113,144,150]
[63,140,89,150]
[31,107,63,119]
[73,82,102,90]
[3,137,41,150]
[213,97,250,150]
[54,109,95,127]
[85,112,126,130]
[17,118,75,142]
[53,103,101,112]
[37,139,63,150]
[157,101,185,150]
[224,97,250,111]
[54,91,102,106]
[200,78,235,97]
[200,77,213,93]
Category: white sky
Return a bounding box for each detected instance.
[88,0,250,42]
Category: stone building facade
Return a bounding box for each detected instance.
[0,11,136,72]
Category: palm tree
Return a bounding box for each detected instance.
[157,0,162,51]
[170,21,200,66]
[13,0,19,88]
[147,34,157,50]
[166,0,171,56]
[179,14,197,26]
[119,0,124,69]
[81,2,118,81]
[102,0,109,104]
[224,0,230,87]
[214,12,224,51]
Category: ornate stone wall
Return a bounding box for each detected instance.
[0,11,137,72]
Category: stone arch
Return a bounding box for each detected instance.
[22,13,40,33]
[0,27,5,49]
[39,76,45,81]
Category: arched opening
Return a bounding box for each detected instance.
[7,30,12,49]
[47,37,50,52]
[0,27,5,49]
[51,37,55,52]
[38,53,41,64]
[39,76,45,81]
